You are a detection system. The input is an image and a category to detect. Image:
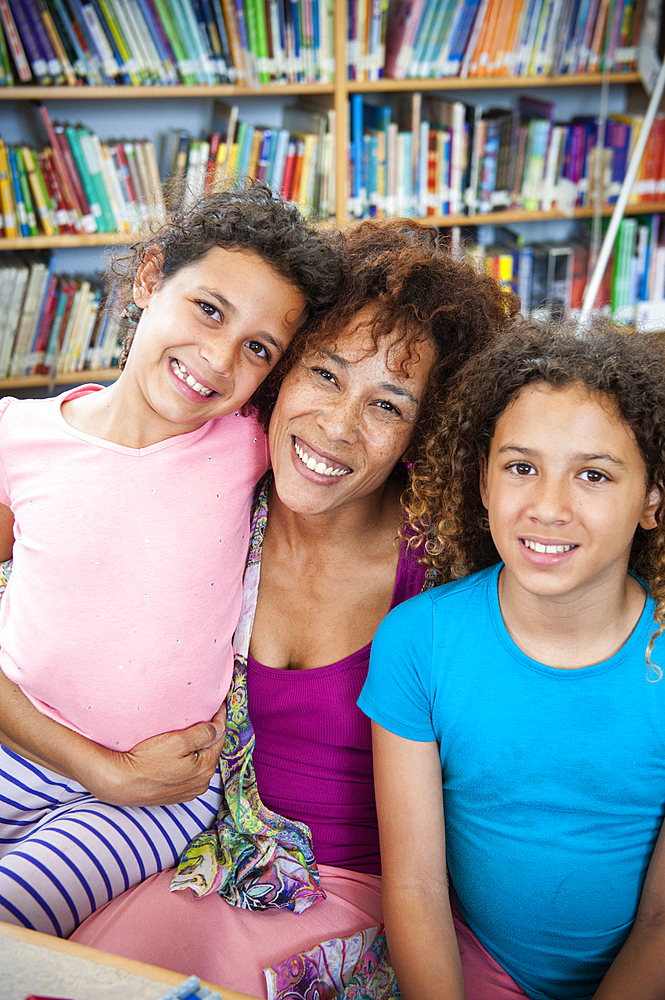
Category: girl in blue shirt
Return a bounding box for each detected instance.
[359,322,665,1000]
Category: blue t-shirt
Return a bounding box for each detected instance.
[359,564,665,1000]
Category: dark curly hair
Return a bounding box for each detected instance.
[111,183,342,424]
[304,219,521,461]
[406,319,665,673]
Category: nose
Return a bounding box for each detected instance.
[199,335,235,378]
[316,395,362,445]
[528,474,573,525]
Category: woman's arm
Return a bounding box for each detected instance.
[372,720,466,1000]
[593,819,665,1000]
[0,666,225,807]
[0,503,14,561]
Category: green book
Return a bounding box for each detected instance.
[77,127,116,233]
[152,0,197,83]
[252,0,270,83]
[65,126,102,231]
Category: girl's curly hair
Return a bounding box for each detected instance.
[406,319,665,673]
[304,219,521,459]
[109,183,343,426]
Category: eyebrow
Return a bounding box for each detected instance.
[322,352,419,406]
[498,445,626,467]
[198,288,285,354]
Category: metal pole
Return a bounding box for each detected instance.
[579,56,665,322]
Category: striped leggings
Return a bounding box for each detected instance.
[0,744,223,937]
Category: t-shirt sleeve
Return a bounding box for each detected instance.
[358,591,437,742]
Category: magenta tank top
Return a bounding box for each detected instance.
[247,539,426,875]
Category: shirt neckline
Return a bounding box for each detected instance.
[486,562,655,679]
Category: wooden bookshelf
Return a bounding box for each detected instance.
[0,368,120,390]
[348,72,642,93]
[0,83,335,100]
[1,201,663,251]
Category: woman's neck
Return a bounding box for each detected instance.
[266,476,404,555]
[498,568,647,668]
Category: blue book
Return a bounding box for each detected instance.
[447,0,483,75]
[289,0,301,80]
[351,93,364,216]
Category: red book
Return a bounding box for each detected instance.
[427,129,436,217]
[39,149,75,234]
[280,139,297,200]
[111,141,138,208]
[205,131,221,191]
[288,137,305,202]
[33,272,59,373]
[36,104,83,230]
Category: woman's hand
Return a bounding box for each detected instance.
[83,704,227,808]
[0,664,227,807]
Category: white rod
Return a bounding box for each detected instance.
[580,57,665,322]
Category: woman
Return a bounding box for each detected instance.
[71,220,519,998]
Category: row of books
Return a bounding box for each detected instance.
[354,0,646,81]
[0,105,164,238]
[460,215,665,327]
[0,0,334,87]
[348,92,664,221]
[0,253,121,378]
[164,98,335,218]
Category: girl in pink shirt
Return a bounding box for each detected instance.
[0,183,340,937]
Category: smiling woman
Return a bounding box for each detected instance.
[71,218,520,998]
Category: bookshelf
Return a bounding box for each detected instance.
[0,1,657,390]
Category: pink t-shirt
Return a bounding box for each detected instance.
[0,386,269,751]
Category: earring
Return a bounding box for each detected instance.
[121,302,143,325]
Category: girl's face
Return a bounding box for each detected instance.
[269,311,436,517]
[480,381,660,604]
[127,246,305,438]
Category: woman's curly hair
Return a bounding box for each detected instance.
[109,182,343,425]
[406,319,665,673]
[304,219,521,460]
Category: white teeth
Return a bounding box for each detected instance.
[524,539,575,554]
[293,439,350,477]
[170,359,214,397]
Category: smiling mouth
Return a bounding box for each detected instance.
[293,437,351,478]
[170,358,216,397]
[522,539,577,554]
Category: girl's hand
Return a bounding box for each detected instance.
[80,703,227,808]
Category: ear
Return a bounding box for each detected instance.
[639,485,662,530]
[479,454,489,511]
[133,248,164,308]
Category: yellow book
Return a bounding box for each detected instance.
[212,142,228,189]
[0,139,17,238]
[227,143,239,181]
[21,146,55,236]
[246,129,263,180]
[297,134,317,214]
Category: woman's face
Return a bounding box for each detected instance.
[269,311,436,517]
